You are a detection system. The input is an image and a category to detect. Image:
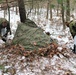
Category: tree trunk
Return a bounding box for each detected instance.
[49,1,52,21]
[37,2,39,15]
[35,6,37,14]
[18,0,26,23]
[16,5,18,15]
[6,0,10,24]
[66,0,70,21]
[57,2,59,16]
[46,0,49,19]
[61,0,65,29]
[32,0,33,9]
[4,10,6,18]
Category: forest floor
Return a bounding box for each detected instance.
[0,8,76,75]
[0,43,76,75]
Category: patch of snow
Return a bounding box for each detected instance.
[5,65,11,69]
[21,56,25,60]
[74,35,76,45]
[0,39,5,47]
[0,70,2,75]
[51,55,59,65]
[57,47,62,51]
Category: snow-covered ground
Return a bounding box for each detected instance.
[0,7,76,75]
[0,8,74,49]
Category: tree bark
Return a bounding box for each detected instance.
[4,10,6,18]
[46,0,49,19]
[18,0,26,23]
[66,0,70,21]
[6,0,10,24]
[16,5,18,15]
[57,2,59,16]
[49,1,52,21]
[61,0,65,29]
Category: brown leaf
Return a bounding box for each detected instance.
[33,42,37,45]
[58,35,62,38]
